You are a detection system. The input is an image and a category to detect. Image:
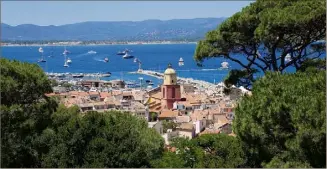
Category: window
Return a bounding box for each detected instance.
[163,89,165,98]
[172,80,174,83]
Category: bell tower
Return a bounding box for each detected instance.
[161,63,181,109]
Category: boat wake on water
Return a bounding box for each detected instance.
[75,53,91,58]
[93,58,105,62]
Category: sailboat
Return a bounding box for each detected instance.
[63,46,70,55]
[38,47,46,62]
[178,57,184,66]
[64,60,69,67]
[123,52,134,59]
[63,50,69,67]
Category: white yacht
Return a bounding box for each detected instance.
[123,52,134,59]
[67,57,72,64]
[64,61,69,67]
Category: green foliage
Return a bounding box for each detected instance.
[0,58,52,105]
[150,112,158,121]
[162,120,178,133]
[194,0,326,88]
[233,69,326,167]
[60,82,72,88]
[49,79,59,87]
[0,58,57,167]
[39,110,164,168]
[297,58,326,72]
[152,134,245,168]
[1,58,165,168]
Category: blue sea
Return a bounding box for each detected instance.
[1,44,232,86]
[1,44,324,87]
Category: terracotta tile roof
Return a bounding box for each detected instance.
[150,90,163,100]
[178,122,194,130]
[191,109,209,121]
[176,116,191,123]
[159,109,179,118]
[176,101,192,107]
[199,129,220,136]
[215,114,229,124]
[100,92,112,98]
[88,92,100,96]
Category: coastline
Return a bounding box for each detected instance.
[1,41,197,47]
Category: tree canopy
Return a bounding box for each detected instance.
[233,68,326,167]
[194,0,326,89]
[1,58,57,167]
[151,134,246,168]
[38,110,164,168]
[0,58,164,168]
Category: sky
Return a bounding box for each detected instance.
[1,1,253,26]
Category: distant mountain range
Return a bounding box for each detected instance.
[1,18,225,41]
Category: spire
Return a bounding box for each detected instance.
[168,63,172,68]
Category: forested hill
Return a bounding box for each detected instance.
[1,18,225,41]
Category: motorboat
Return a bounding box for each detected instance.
[104,57,109,62]
[117,49,131,55]
[67,57,72,64]
[101,72,111,77]
[148,80,154,85]
[38,59,46,63]
[72,73,84,78]
[117,51,126,55]
[123,52,134,59]
[88,50,97,54]
[64,62,69,67]
[178,57,184,66]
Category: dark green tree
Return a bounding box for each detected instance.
[1,58,57,167]
[194,0,326,89]
[0,58,52,105]
[152,134,245,168]
[233,69,326,167]
[39,110,164,168]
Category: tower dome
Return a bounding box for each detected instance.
[163,63,177,85]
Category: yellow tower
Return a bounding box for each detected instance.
[163,63,177,85]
